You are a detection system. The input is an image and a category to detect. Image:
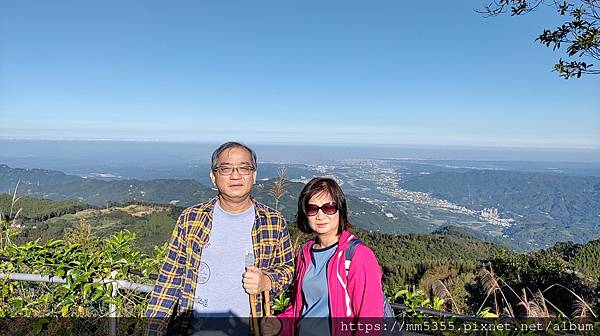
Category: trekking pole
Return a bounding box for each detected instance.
[249,296,258,335]
[264,290,271,317]
[245,252,260,335]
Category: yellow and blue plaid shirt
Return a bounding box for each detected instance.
[145,197,294,335]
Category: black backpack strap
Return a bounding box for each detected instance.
[344,238,363,276]
[345,238,396,320]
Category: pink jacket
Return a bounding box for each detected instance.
[277,230,384,336]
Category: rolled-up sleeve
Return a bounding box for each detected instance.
[263,216,295,295]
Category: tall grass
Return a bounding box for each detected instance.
[0,180,22,249]
[270,167,288,212]
[476,262,597,319]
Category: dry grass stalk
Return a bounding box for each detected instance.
[1,180,22,248]
[64,220,98,248]
[477,263,515,317]
[479,266,500,297]
[9,179,22,219]
[573,298,590,318]
[517,288,532,316]
[544,283,597,319]
[270,167,288,211]
[531,290,551,318]
[12,209,22,227]
[518,289,551,318]
[478,265,501,315]
[432,279,460,313]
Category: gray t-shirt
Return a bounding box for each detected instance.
[192,201,255,317]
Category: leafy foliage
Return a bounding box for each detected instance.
[272,292,290,315]
[479,0,600,78]
[394,286,446,316]
[0,230,160,318]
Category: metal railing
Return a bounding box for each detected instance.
[0,271,154,336]
[389,302,489,323]
[0,263,491,336]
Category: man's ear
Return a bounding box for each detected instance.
[210,170,216,186]
[252,170,257,185]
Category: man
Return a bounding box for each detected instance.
[145,142,294,335]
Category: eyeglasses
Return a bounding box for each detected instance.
[214,165,255,175]
[305,202,338,216]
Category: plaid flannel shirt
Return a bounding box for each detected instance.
[144,197,294,335]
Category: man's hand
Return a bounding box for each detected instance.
[260,317,281,336]
[242,266,272,295]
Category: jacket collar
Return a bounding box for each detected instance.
[301,230,356,260]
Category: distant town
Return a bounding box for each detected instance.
[298,159,514,228]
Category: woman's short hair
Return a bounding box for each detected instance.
[296,177,352,235]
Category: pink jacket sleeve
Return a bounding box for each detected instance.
[347,244,384,318]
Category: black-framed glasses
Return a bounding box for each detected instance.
[305,202,338,216]
[214,165,255,175]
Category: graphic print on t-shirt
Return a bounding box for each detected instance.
[198,261,211,284]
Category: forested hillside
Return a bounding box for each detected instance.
[400,169,600,248]
[0,194,88,222]
[3,195,598,316]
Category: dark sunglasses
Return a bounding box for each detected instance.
[305,202,338,216]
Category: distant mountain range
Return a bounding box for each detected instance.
[3,163,600,251]
[0,164,404,234]
[400,169,600,250]
[0,164,214,205]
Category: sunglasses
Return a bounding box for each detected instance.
[305,202,338,216]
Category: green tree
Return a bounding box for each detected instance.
[480,0,600,78]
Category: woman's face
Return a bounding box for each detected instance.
[306,191,340,239]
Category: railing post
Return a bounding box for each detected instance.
[109,271,118,336]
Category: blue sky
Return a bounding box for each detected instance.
[1,0,598,148]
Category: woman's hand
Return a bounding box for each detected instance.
[260,316,282,336]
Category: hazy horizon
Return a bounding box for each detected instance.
[1,139,599,165]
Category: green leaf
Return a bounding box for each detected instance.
[32,318,49,335]
[91,290,104,302]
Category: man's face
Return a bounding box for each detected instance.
[210,146,257,202]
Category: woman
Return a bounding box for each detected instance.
[262,177,384,336]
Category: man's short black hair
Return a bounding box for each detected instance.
[211,142,257,170]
